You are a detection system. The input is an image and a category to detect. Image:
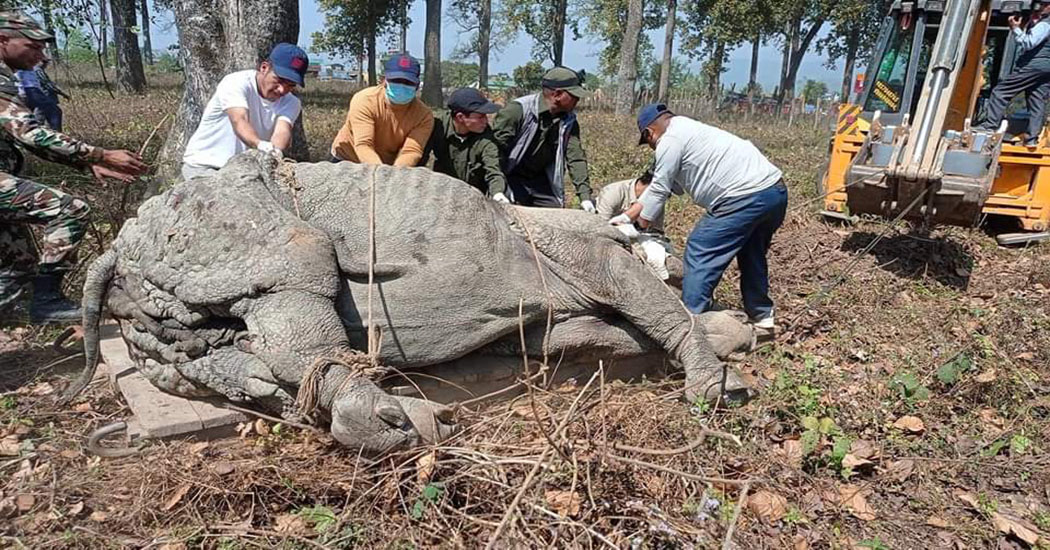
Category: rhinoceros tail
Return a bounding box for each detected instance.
[59,249,117,405]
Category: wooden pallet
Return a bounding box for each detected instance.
[99,323,245,441]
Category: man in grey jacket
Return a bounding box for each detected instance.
[977,1,1050,145]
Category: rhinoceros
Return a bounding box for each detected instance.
[66,152,754,455]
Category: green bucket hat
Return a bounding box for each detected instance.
[0,12,53,41]
[542,66,592,98]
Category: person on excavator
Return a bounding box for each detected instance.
[0,12,146,323]
[976,1,1050,145]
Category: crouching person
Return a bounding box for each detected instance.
[613,103,787,332]
[0,11,146,323]
[182,43,308,179]
[427,88,509,202]
[600,170,676,282]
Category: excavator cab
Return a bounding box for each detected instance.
[821,0,1050,244]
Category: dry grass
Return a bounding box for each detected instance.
[2,64,1049,549]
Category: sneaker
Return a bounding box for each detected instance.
[750,314,775,330]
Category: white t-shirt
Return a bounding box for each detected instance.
[638,116,782,220]
[182,69,302,169]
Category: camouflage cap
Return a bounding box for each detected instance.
[0,11,53,41]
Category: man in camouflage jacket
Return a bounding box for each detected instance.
[0,12,146,323]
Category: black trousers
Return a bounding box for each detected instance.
[507,175,562,207]
[978,67,1050,139]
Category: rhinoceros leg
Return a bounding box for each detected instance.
[512,208,750,403]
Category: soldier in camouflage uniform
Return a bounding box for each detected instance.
[0,12,146,323]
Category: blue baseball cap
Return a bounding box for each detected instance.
[385,54,421,85]
[637,103,672,144]
[267,43,309,88]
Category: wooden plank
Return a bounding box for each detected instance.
[99,322,244,439]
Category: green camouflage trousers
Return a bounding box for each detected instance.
[0,171,90,279]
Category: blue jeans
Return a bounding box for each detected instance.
[682,181,787,319]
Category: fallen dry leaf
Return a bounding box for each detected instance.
[416,450,437,485]
[1015,352,1035,361]
[926,515,950,528]
[780,440,804,467]
[59,449,80,459]
[30,382,54,396]
[163,483,192,511]
[68,501,85,517]
[0,435,20,456]
[748,490,788,523]
[838,485,876,521]
[89,510,108,522]
[544,489,581,518]
[510,401,547,421]
[955,490,979,508]
[893,416,925,434]
[73,402,93,413]
[975,369,997,384]
[237,422,252,438]
[274,513,308,535]
[991,512,1041,545]
[793,534,809,550]
[212,462,235,476]
[253,419,269,436]
[187,442,209,456]
[15,494,35,513]
[881,459,915,483]
[841,453,874,471]
[848,439,879,460]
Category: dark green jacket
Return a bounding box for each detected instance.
[427,109,507,197]
[491,99,592,202]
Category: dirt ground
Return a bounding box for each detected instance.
[1,67,1049,549]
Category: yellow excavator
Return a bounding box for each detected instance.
[821,0,1050,245]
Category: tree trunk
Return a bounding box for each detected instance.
[478,0,491,88]
[748,34,760,95]
[367,29,377,85]
[99,0,109,64]
[110,0,147,93]
[41,0,59,61]
[552,0,567,65]
[782,18,825,106]
[705,41,725,99]
[614,0,643,115]
[140,0,154,65]
[154,0,302,187]
[840,30,858,101]
[400,0,408,52]
[657,0,675,102]
[421,0,443,107]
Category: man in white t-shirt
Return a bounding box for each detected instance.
[181,43,308,179]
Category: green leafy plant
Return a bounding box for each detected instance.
[1010,435,1033,456]
[936,353,973,386]
[858,539,889,550]
[411,483,443,520]
[297,505,337,533]
[891,372,930,403]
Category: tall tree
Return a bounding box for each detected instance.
[98,0,108,63]
[313,0,398,85]
[501,0,577,66]
[818,0,889,100]
[154,0,302,184]
[109,0,147,92]
[140,0,153,65]
[579,0,662,78]
[773,0,838,104]
[614,0,643,114]
[657,0,675,102]
[448,0,506,88]
[748,35,760,95]
[421,0,443,106]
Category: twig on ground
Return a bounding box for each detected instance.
[721,481,751,550]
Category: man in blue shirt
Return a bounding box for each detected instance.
[612,103,787,332]
[977,2,1050,145]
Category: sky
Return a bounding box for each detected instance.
[144,0,850,93]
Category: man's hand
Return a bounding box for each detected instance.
[101,149,147,175]
[1009,14,1023,28]
[608,213,632,225]
[492,192,510,204]
[91,163,137,184]
[256,140,284,159]
[580,199,596,213]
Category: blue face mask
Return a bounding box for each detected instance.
[386,82,417,105]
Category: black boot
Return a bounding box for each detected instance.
[29,273,81,324]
